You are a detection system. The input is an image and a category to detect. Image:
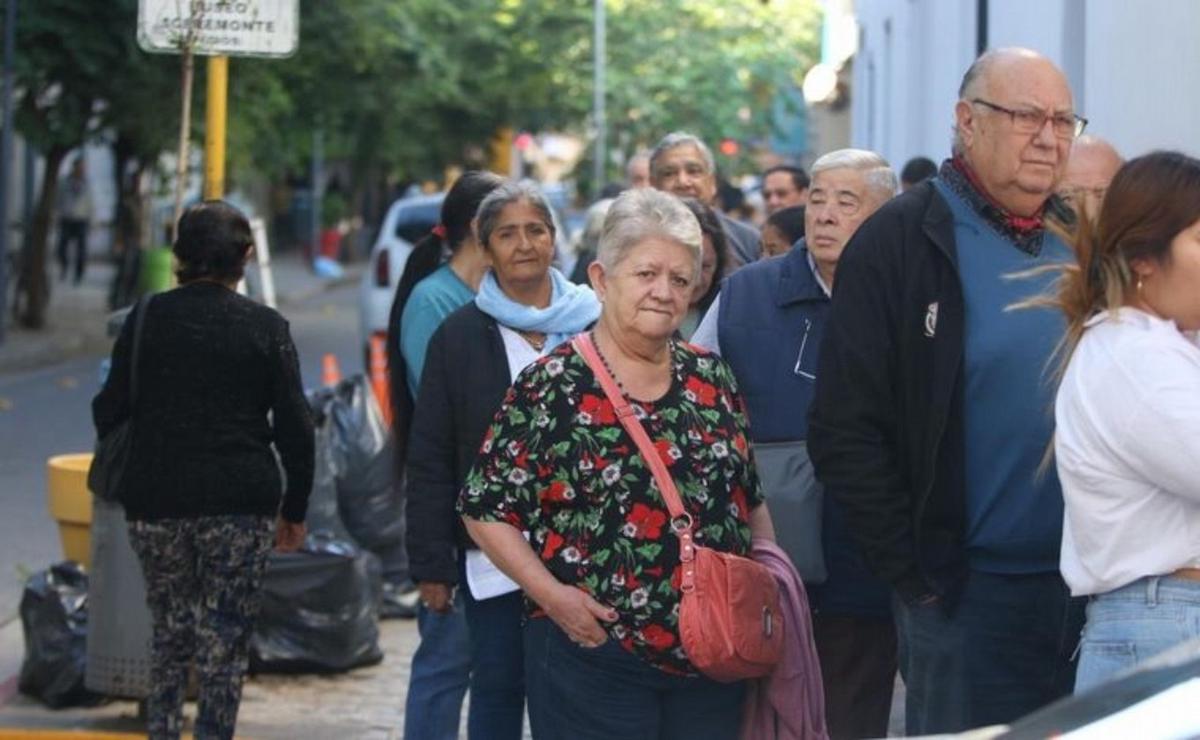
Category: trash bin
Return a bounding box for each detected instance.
[45,454,94,567]
[138,246,173,294]
[85,303,154,698]
[85,495,153,698]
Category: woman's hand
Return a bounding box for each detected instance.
[462,519,617,647]
[540,582,618,648]
[418,582,455,614]
[275,518,306,552]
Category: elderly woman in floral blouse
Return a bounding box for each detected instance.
[459,187,776,740]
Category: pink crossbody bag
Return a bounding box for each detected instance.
[573,334,784,682]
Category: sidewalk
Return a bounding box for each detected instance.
[0,616,435,739]
[0,253,362,376]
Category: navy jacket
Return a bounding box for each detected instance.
[718,244,890,617]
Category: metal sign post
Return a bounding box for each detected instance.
[138,0,299,59]
[138,0,297,224]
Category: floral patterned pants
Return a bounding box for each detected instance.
[128,515,274,740]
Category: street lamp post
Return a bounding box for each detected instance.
[592,0,606,195]
[0,0,18,346]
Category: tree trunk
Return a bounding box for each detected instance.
[14,144,67,329]
[108,140,148,309]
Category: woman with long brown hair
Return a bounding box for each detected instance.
[1047,151,1200,692]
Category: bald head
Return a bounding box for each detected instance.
[954,48,1078,217]
[959,47,1071,102]
[1058,135,1122,219]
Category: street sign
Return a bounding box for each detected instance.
[138,0,298,58]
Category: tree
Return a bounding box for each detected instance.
[9,1,136,328]
[224,0,821,197]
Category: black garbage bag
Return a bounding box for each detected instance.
[306,376,408,586]
[18,562,105,708]
[304,387,352,542]
[249,534,384,674]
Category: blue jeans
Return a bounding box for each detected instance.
[403,590,471,740]
[462,587,526,740]
[523,617,745,740]
[1075,576,1200,694]
[893,570,1084,735]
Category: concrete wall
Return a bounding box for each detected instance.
[850,0,1200,170]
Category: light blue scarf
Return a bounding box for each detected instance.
[475,267,601,351]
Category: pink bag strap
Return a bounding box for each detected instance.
[573,334,699,586]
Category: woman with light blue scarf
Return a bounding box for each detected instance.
[406,181,599,740]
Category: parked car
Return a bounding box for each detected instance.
[357,193,444,370]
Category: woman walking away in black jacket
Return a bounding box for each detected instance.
[93,201,314,740]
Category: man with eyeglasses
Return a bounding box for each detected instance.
[809,48,1087,734]
[1058,134,1123,222]
[690,149,900,740]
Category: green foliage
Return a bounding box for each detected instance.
[11,0,135,152]
[224,0,821,182]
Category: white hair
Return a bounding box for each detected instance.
[811,148,898,203]
[596,188,702,280]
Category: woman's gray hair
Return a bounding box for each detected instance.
[811,148,898,203]
[475,181,556,248]
[596,189,703,280]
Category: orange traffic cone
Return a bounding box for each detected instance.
[321,353,341,387]
[368,335,392,426]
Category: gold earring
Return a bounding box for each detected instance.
[1136,275,1145,295]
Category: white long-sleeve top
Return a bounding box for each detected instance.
[1057,307,1200,596]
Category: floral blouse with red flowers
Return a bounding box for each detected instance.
[457,339,763,674]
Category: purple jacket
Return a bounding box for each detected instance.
[740,539,829,740]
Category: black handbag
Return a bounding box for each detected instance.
[88,295,153,503]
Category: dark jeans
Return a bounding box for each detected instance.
[893,570,1085,735]
[812,612,897,739]
[403,591,471,740]
[524,617,745,740]
[462,586,525,740]
[57,218,88,283]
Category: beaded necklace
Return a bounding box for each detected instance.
[588,330,675,403]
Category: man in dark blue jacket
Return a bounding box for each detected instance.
[692,148,898,740]
[808,48,1087,734]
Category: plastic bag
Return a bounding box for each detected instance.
[306,377,408,584]
[304,387,352,542]
[249,533,384,674]
[18,562,105,708]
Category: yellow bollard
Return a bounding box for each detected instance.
[46,453,95,568]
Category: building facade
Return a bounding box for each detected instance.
[851,0,1200,166]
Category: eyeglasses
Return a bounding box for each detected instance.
[971,98,1088,139]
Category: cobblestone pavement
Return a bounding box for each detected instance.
[0,617,539,739]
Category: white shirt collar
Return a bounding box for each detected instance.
[805,248,832,299]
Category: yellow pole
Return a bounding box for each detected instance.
[490,127,514,177]
[204,55,228,200]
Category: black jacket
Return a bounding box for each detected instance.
[92,282,314,523]
[807,181,969,605]
[405,304,512,584]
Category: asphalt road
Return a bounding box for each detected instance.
[0,283,364,622]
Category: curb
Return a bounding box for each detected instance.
[0,267,362,376]
[0,733,147,740]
